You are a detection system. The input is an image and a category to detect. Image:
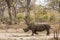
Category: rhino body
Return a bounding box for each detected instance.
[23,23,51,36]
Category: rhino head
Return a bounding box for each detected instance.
[23,28,29,32]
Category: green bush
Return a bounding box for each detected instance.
[39,14,48,19]
[16,13,24,20]
[29,13,35,21]
[42,14,48,19]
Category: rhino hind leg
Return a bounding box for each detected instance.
[46,29,50,35]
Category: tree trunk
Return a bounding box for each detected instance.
[5,0,13,24]
[8,8,12,25]
[54,30,59,40]
[12,7,17,24]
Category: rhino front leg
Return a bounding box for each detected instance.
[31,30,38,36]
[31,30,36,36]
[31,33,34,36]
[35,31,38,35]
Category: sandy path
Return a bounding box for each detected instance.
[0,33,55,40]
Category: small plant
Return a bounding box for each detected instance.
[39,14,48,20]
[42,14,48,19]
[16,13,24,20]
[29,13,35,22]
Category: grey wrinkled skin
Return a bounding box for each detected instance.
[23,23,52,36]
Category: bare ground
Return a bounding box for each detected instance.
[0,29,59,40]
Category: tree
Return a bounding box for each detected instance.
[5,0,13,24]
[0,0,35,24]
[19,0,35,24]
[0,0,7,23]
[48,0,60,12]
[47,0,60,40]
[5,0,17,24]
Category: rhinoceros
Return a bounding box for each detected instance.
[23,23,52,36]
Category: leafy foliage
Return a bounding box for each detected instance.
[29,13,35,21]
[16,13,24,20]
[40,14,48,19]
[35,5,48,21]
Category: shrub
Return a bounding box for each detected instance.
[16,13,24,20]
[29,13,35,21]
[39,14,48,20]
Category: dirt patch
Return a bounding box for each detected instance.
[50,38,60,40]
